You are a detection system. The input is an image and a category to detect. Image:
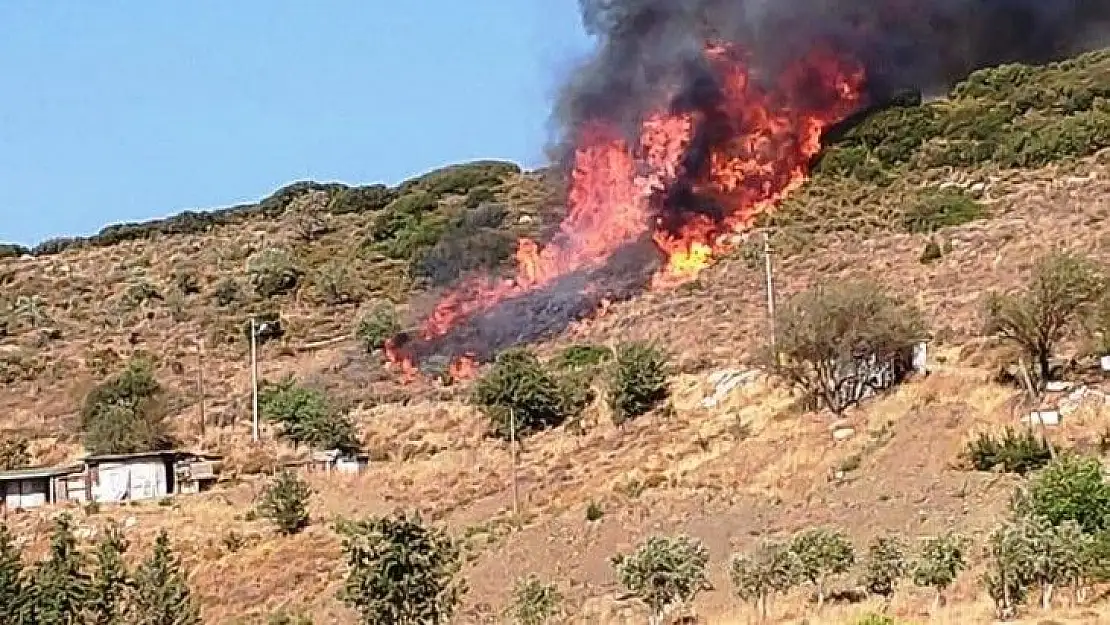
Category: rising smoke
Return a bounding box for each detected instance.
[556,0,1110,155]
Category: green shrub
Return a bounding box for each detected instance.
[912,533,969,611]
[0,244,28,259]
[902,189,985,234]
[551,344,613,371]
[81,358,173,455]
[965,427,1053,474]
[369,192,441,243]
[355,302,401,352]
[607,342,669,425]
[399,161,520,196]
[259,377,360,452]
[860,535,908,598]
[338,511,465,625]
[257,470,313,536]
[0,438,30,471]
[788,527,856,609]
[472,349,578,439]
[612,535,710,621]
[131,530,202,625]
[508,575,562,625]
[409,225,514,286]
[212,278,244,308]
[248,248,301,298]
[1013,455,1110,533]
[729,541,798,622]
[327,184,396,214]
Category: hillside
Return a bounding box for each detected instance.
[4,48,1110,624]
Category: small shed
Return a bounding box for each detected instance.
[84,450,222,503]
[0,464,81,510]
[304,449,370,475]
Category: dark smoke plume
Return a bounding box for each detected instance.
[555,0,1110,162]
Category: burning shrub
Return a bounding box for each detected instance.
[327,184,396,214]
[355,302,401,352]
[773,281,925,414]
[472,349,579,440]
[607,342,669,425]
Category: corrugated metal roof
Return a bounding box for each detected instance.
[0,464,83,480]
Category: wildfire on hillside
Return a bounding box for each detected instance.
[385,42,865,379]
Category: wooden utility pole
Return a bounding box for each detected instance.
[509,407,520,519]
[196,342,206,436]
[763,230,779,365]
[250,317,260,442]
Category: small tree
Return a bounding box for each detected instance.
[911,532,968,613]
[611,535,710,625]
[788,528,855,610]
[984,518,1037,619]
[355,302,401,352]
[508,574,562,625]
[472,349,575,439]
[729,541,798,622]
[984,251,1104,381]
[88,522,132,625]
[1033,519,1087,609]
[339,511,465,625]
[773,281,925,413]
[0,522,26,621]
[860,534,908,600]
[258,470,312,535]
[259,377,361,453]
[131,530,201,625]
[607,342,669,425]
[1013,454,1110,534]
[81,358,173,455]
[24,513,90,625]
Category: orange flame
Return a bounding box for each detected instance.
[388,42,865,376]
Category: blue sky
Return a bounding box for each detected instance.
[0,2,593,245]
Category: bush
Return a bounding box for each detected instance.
[774,280,925,413]
[902,189,985,234]
[984,251,1104,381]
[1013,455,1110,533]
[212,278,244,308]
[788,528,855,609]
[23,513,89,624]
[965,427,1053,474]
[551,344,613,371]
[81,358,173,455]
[919,238,943,264]
[259,377,360,452]
[0,438,30,471]
[355,303,401,352]
[607,342,669,425]
[257,470,312,535]
[338,511,465,625]
[611,535,710,621]
[730,541,799,621]
[247,247,301,298]
[399,161,520,196]
[912,533,968,612]
[472,349,579,440]
[0,244,28,259]
[327,184,396,214]
[409,226,514,286]
[860,535,908,598]
[508,575,562,625]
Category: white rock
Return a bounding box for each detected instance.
[832,427,856,441]
[1045,380,1072,392]
[1022,411,1060,426]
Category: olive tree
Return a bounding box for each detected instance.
[984,251,1104,382]
[773,280,925,413]
[912,532,969,613]
[729,541,798,622]
[788,527,855,610]
[611,535,710,625]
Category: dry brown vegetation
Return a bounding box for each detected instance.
[7,52,1110,624]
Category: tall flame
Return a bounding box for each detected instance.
[387,43,865,377]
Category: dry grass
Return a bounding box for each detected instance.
[5,155,1110,621]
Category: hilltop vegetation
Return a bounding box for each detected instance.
[5,48,1110,623]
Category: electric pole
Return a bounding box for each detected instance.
[197,341,205,436]
[250,317,259,442]
[509,407,520,520]
[763,230,779,365]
